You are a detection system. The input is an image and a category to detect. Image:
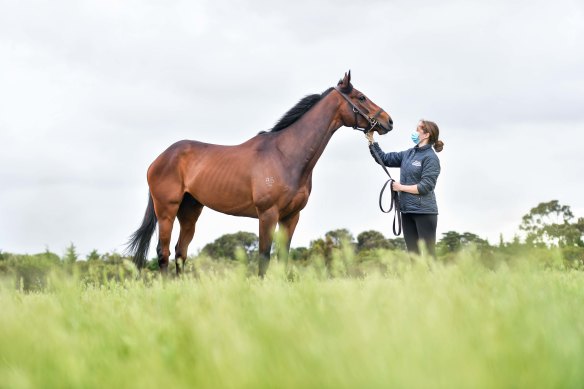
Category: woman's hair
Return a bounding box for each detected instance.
[420,120,444,153]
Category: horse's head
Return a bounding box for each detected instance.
[335,71,393,135]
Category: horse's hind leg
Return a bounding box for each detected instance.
[174,193,204,275]
[154,200,180,275]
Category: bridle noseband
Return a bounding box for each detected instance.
[334,86,384,133]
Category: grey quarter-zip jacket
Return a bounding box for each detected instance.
[369,142,440,214]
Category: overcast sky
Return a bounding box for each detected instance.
[1,0,583,257]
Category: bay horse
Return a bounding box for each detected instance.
[127,71,393,276]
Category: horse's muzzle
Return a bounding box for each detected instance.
[377,120,393,134]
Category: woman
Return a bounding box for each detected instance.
[366,120,444,257]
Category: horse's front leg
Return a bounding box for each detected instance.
[258,207,279,277]
[278,212,300,261]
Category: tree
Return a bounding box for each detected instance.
[387,237,407,251]
[325,228,355,248]
[101,251,124,264]
[575,218,584,246]
[357,230,390,251]
[87,249,101,261]
[63,243,78,263]
[201,231,259,260]
[289,247,309,261]
[308,238,327,259]
[520,200,584,247]
[35,249,61,263]
[437,231,490,254]
[438,231,463,252]
[305,229,356,270]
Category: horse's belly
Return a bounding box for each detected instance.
[187,186,258,218]
[183,159,259,217]
[205,201,258,218]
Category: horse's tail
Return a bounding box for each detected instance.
[126,192,158,269]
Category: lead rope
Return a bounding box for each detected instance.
[368,143,402,236]
[333,86,401,235]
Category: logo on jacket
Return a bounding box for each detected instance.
[412,160,421,167]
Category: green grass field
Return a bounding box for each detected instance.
[1,250,584,388]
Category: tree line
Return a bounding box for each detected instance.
[1,199,583,269]
[198,200,583,261]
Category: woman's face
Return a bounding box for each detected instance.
[416,122,429,142]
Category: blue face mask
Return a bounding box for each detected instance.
[411,131,420,145]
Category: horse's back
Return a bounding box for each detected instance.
[149,139,227,172]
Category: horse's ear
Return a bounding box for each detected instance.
[339,70,351,87]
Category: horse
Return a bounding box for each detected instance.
[126,71,393,276]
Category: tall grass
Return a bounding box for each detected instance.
[1,249,584,388]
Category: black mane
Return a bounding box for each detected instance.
[261,87,335,133]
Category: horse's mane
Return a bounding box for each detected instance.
[260,86,343,134]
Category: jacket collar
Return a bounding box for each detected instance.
[414,143,433,151]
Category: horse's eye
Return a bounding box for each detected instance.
[358,95,366,102]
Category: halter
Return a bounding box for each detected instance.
[334,86,383,133]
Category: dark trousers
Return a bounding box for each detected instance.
[402,213,438,257]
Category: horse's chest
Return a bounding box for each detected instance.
[281,187,310,214]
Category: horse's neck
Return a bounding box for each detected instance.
[274,96,341,180]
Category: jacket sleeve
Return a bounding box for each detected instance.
[417,156,441,195]
[369,142,403,168]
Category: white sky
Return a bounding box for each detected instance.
[1,0,583,257]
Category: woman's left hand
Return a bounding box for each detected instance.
[391,181,401,192]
